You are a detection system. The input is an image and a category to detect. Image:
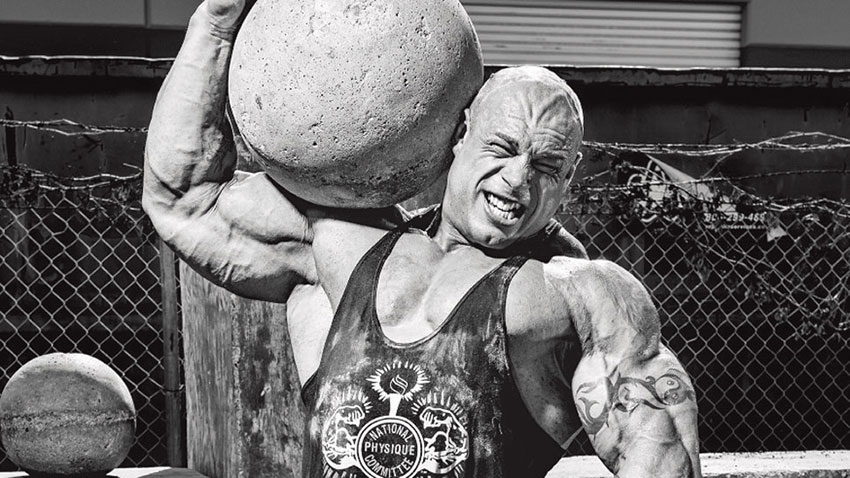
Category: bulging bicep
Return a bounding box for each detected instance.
[161,171,319,302]
[547,257,660,359]
[217,172,313,243]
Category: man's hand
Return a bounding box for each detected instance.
[202,0,256,39]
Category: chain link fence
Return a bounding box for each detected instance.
[1,138,848,468]
[0,166,177,469]
[560,144,849,455]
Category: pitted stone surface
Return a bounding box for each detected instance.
[229,0,483,207]
[0,353,136,476]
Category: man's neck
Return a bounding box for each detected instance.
[433,227,472,253]
[430,208,544,259]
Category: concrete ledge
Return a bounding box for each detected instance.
[0,456,846,478]
[0,468,207,478]
[548,451,850,477]
[2,55,850,90]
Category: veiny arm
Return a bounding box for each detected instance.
[143,0,317,302]
[569,260,702,477]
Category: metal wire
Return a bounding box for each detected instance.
[0,118,148,137]
[0,127,847,466]
[561,162,849,455]
[0,166,172,468]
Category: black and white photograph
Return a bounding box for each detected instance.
[0,1,847,477]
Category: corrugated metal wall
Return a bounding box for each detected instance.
[462,0,742,67]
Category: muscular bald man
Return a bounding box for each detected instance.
[143,1,702,476]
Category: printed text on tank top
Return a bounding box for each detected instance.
[301,226,567,478]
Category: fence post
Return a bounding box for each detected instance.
[179,262,304,478]
[159,239,185,466]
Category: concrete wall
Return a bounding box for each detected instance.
[0,0,199,56]
[743,0,850,49]
[1,60,848,199]
[741,0,850,67]
[1,0,850,67]
[0,0,198,28]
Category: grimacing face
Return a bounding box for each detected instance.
[442,76,583,250]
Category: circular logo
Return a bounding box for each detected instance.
[356,416,424,478]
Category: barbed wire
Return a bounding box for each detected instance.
[3,117,849,221]
[584,131,850,157]
[570,175,849,221]
[1,121,846,457]
[576,169,848,190]
[1,141,847,339]
[0,165,144,216]
[5,116,850,156]
[0,118,148,136]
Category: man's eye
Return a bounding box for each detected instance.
[488,144,513,156]
[536,162,562,176]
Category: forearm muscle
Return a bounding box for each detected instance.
[574,347,701,478]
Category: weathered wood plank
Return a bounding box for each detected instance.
[230,289,304,478]
[180,263,303,478]
[158,242,184,467]
[180,264,236,478]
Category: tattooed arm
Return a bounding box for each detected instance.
[567,260,701,477]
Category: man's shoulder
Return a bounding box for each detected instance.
[542,256,644,302]
[539,257,650,320]
[526,219,589,262]
[541,256,661,353]
[544,219,590,260]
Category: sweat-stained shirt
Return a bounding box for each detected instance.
[300,216,567,478]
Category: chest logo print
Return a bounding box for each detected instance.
[322,361,469,478]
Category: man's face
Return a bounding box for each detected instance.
[443,81,582,250]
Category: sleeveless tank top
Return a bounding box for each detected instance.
[301,227,565,478]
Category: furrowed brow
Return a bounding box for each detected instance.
[534,147,572,163]
[491,132,520,150]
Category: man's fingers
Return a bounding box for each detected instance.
[236,0,258,29]
[203,0,249,35]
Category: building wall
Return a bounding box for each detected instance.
[742,0,850,67]
[0,0,848,67]
[2,59,847,199]
[0,0,196,27]
[0,0,197,57]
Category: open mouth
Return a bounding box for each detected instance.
[484,192,526,223]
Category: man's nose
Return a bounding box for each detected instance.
[500,156,532,192]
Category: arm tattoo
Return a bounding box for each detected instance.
[575,368,696,435]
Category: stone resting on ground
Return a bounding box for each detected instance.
[143,0,703,476]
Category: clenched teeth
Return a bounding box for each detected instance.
[485,192,525,220]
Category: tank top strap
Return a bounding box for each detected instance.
[494,254,530,293]
[440,253,530,339]
[333,223,406,325]
[301,225,406,402]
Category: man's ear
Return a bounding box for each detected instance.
[451,108,470,155]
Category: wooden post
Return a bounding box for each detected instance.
[158,240,185,467]
[180,263,304,478]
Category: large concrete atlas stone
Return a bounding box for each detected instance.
[0,353,136,476]
[229,0,483,207]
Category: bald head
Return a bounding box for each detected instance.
[470,66,584,135]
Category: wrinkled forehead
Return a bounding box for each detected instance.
[470,66,584,133]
